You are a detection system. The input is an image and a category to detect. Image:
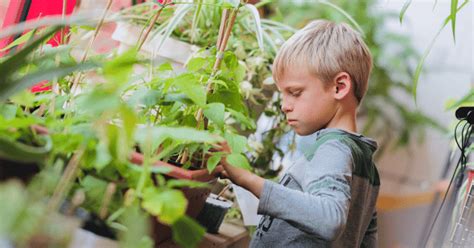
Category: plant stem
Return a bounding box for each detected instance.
[80,0,113,63]
[137,6,165,51]
[181,8,239,166]
[99,182,117,219]
[216,9,229,50]
[70,0,113,94]
[197,8,238,125]
[61,0,67,45]
[217,184,231,199]
[47,148,85,212]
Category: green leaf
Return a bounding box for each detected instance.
[203,103,225,127]
[208,83,246,113]
[0,104,17,120]
[10,90,35,108]
[142,188,187,224]
[121,105,138,147]
[450,0,458,41]
[210,79,229,89]
[0,29,35,52]
[227,108,256,130]
[224,132,247,154]
[136,126,223,151]
[158,62,173,72]
[119,204,154,248]
[103,48,138,86]
[128,163,173,174]
[0,135,52,163]
[154,4,194,53]
[399,0,412,23]
[1,61,98,102]
[81,175,108,210]
[0,181,27,234]
[445,89,474,110]
[174,74,207,107]
[171,216,206,248]
[412,0,469,102]
[166,179,210,189]
[226,153,252,170]
[244,4,264,51]
[190,0,203,43]
[0,26,61,77]
[207,153,222,173]
[186,57,207,72]
[94,141,112,171]
[220,0,240,9]
[76,85,121,115]
[318,1,364,36]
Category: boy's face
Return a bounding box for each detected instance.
[276,66,337,136]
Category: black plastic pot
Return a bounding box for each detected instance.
[196,193,233,234]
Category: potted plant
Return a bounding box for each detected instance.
[0,2,264,247]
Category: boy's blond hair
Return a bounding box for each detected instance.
[273,20,372,104]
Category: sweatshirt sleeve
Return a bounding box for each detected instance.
[257,140,353,241]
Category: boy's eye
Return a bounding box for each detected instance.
[291,90,301,97]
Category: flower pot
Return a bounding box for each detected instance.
[69,228,118,248]
[0,125,52,183]
[196,193,233,234]
[130,152,218,245]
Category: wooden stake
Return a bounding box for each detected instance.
[70,0,113,94]
[137,6,165,51]
[99,182,117,219]
[47,148,85,212]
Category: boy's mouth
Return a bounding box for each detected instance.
[287,119,297,125]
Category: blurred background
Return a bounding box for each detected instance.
[0,0,472,247]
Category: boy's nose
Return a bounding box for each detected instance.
[281,103,293,113]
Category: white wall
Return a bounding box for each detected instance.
[375,1,472,247]
[375,0,472,195]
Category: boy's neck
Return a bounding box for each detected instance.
[326,105,358,133]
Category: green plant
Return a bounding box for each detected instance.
[399,0,471,100]
[0,1,278,246]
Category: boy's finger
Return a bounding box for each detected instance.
[214,141,231,152]
[219,170,229,179]
[210,165,224,176]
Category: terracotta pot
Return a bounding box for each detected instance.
[0,125,51,183]
[130,152,219,245]
[26,126,218,244]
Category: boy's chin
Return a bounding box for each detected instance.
[292,124,324,136]
[293,128,315,136]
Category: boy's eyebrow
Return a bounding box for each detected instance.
[275,81,305,92]
[281,85,304,92]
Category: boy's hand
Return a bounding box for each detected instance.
[213,141,265,198]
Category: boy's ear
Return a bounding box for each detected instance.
[333,72,352,100]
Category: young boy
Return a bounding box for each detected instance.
[217,19,380,247]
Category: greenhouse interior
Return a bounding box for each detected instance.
[0,0,472,247]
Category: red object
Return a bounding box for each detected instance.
[1,0,76,92]
[0,0,27,56]
[25,0,76,47]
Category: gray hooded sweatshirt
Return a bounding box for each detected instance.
[250,128,380,248]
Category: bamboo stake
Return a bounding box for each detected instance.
[181,8,239,166]
[137,6,165,51]
[80,0,113,62]
[47,148,85,212]
[217,184,231,199]
[61,0,67,45]
[70,0,113,94]
[99,182,117,219]
[216,9,229,51]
